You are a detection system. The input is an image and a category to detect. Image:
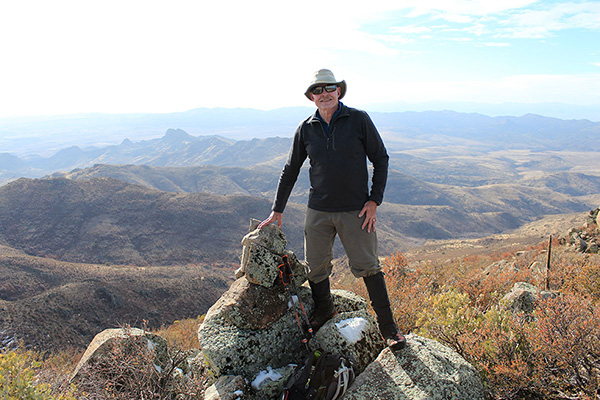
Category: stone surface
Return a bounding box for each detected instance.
[501,282,539,313]
[241,224,286,256]
[501,282,556,314]
[204,375,248,400]
[343,334,487,400]
[198,285,314,379]
[249,364,296,400]
[71,327,168,382]
[315,309,385,374]
[197,288,367,382]
[243,245,282,288]
[240,227,307,288]
[205,277,289,330]
[330,288,369,312]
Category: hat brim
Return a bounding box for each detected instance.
[304,80,346,101]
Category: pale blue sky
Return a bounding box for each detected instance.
[0,0,599,118]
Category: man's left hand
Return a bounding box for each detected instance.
[359,200,378,233]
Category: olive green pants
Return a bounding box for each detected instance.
[304,207,381,283]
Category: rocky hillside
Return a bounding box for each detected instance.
[0,244,232,351]
[1,175,592,269]
[0,177,307,266]
[54,163,599,212]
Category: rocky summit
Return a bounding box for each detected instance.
[197,222,487,400]
[70,221,487,399]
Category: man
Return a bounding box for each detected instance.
[258,69,406,350]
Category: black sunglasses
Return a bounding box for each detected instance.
[311,84,338,95]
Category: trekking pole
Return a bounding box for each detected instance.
[279,255,318,350]
[279,259,311,352]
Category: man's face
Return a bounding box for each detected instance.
[310,85,341,110]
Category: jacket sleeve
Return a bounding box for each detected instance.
[272,125,307,213]
[362,112,389,205]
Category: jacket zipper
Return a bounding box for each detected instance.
[330,126,336,150]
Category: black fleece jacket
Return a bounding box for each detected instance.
[272,103,389,213]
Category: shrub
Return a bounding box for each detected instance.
[0,348,77,399]
[572,257,600,301]
[415,288,482,355]
[152,316,204,351]
[525,295,600,399]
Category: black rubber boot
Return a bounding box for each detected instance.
[308,278,337,331]
[363,271,406,351]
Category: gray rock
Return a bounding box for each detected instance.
[204,375,248,400]
[198,288,369,381]
[482,259,516,275]
[244,245,283,288]
[501,282,539,313]
[282,250,308,287]
[71,327,169,382]
[578,237,588,252]
[587,242,598,254]
[343,334,487,400]
[315,309,385,374]
[501,282,558,314]
[237,220,291,284]
[539,290,558,301]
[249,364,296,400]
[331,288,369,312]
[198,285,314,379]
[205,277,289,330]
[241,238,307,288]
[241,224,286,256]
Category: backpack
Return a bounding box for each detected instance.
[281,348,355,400]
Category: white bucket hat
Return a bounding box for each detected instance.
[304,69,347,100]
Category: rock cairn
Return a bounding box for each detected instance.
[198,220,487,400]
[198,220,383,399]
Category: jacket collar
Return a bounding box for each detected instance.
[308,102,348,124]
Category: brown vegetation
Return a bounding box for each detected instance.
[3,218,600,399]
[367,229,600,399]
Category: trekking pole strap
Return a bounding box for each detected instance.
[278,255,318,350]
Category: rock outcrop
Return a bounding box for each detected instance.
[561,207,600,253]
[71,221,488,399]
[71,327,169,382]
[501,282,557,314]
[198,222,487,399]
[198,222,383,399]
[343,335,487,400]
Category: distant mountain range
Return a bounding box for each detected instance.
[2,109,600,186]
[1,107,599,158]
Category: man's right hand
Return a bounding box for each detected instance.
[257,211,283,229]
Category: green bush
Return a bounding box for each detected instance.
[0,348,77,400]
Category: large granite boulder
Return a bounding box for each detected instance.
[71,327,169,382]
[343,334,487,400]
[315,309,385,374]
[198,285,368,380]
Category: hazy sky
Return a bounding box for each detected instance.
[1,0,599,118]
